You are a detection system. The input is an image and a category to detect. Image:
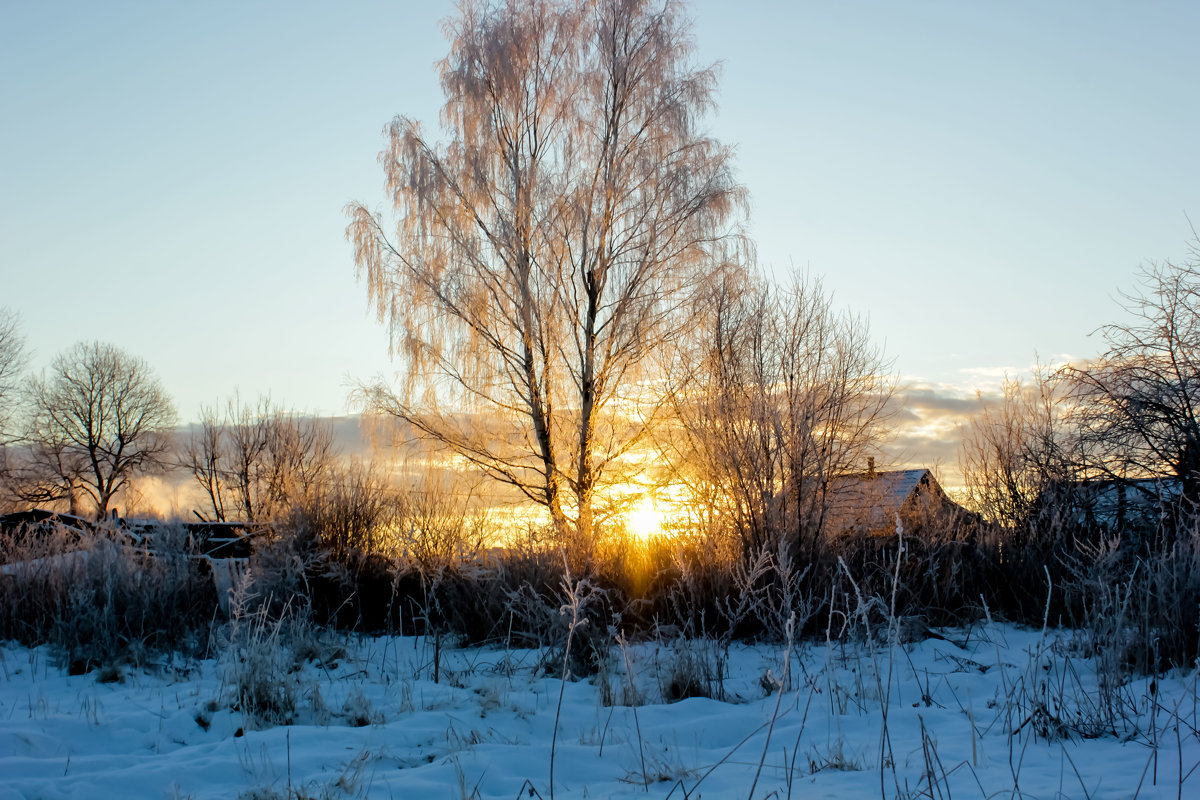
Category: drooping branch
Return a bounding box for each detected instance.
[348,0,745,553]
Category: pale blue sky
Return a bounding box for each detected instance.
[3,0,1197,426]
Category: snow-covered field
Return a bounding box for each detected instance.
[2,623,1197,799]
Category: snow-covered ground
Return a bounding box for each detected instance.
[2,623,1197,799]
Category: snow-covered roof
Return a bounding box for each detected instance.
[828,469,934,514]
[823,468,957,535]
[1039,476,1183,529]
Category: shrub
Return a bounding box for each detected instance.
[0,521,215,671]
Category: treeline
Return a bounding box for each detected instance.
[3,242,1200,673]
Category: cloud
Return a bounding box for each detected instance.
[955,355,1077,391]
[901,386,991,415]
[882,382,1000,494]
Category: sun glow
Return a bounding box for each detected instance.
[626,495,667,540]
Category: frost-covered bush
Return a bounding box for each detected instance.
[0,522,214,672]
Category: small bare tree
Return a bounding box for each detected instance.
[186,404,227,521]
[20,341,176,519]
[668,270,896,558]
[347,0,745,563]
[184,395,336,523]
[959,367,1077,539]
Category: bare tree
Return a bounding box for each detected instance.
[347,0,744,562]
[185,404,227,521]
[668,270,896,557]
[0,309,29,508]
[1068,237,1200,518]
[0,308,27,445]
[20,341,176,519]
[959,367,1077,537]
[184,395,336,524]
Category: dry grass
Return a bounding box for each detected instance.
[0,521,214,672]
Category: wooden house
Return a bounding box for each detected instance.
[823,464,973,537]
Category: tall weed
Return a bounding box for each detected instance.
[0,522,214,671]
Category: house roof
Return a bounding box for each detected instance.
[1039,476,1182,529]
[835,465,926,503]
[822,468,961,535]
[827,469,934,516]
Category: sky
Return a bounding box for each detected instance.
[2,0,1198,478]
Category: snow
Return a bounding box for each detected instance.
[2,623,1197,799]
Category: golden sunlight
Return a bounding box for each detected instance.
[626,495,667,540]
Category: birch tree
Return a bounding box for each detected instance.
[347,0,744,559]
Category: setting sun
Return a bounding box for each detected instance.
[626,495,667,540]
